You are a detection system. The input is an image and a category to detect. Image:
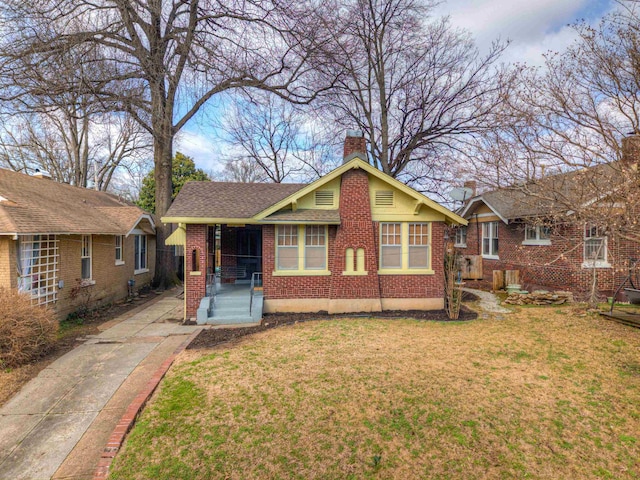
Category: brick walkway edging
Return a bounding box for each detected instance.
[92,329,201,480]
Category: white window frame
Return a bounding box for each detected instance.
[582,224,610,268]
[115,235,125,265]
[274,225,329,274]
[304,225,327,270]
[134,234,148,274]
[17,234,59,306]
[408,223,430,269]
[379,222,432,273]
[454,226,467,248]
[481,222,499,259]
[81,235,92,281]
[380,222,402,269]
[522,224,551,246]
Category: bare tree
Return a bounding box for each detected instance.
[0,106,150,191]
[316,0,509,188]
[221,158,269,183]
[220,95,336,183]
[0,0,335,285]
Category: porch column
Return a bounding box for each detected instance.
[185,224,207,318]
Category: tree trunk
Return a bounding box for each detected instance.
[152,122,177,288]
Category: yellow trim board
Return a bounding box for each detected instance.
[254,157,467,225]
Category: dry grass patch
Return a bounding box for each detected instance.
[110,310,640,480]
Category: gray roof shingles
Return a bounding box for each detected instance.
[164,181,307,219]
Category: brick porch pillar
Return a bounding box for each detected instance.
[185,224,207,318]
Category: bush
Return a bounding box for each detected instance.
[0,287,59,368]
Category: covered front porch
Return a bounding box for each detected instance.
[170,223,264,323]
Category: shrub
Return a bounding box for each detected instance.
[0,287,58,368]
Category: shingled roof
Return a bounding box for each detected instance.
[461,162,620,221]
[164,181,306,220]
[0,168,154,235]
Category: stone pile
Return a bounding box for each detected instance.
[503,290,573,306]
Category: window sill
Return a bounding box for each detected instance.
[134,268,149,275]
[482,255,499,260]
[522,240,551,246]
[454,243,467,248]
[272,270,331,276]
[378,269,434,275]
[115,260,125,266]
[581,261,611,269]
[80,279,96,287]
[342,271,368,276]
[189,271,202,276]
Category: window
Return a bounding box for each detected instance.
[17,234,59,305]
[454,226,467,247]
[305,225,326,269]
[134,234,147,272]
[408,223,430,269]
[523,224,551,245]
[379,222,432,272]
[275,225,328,273]
[115,235,124,264]
[276,225,298,270]
[482,222,499,257]
[583,224,607,267]
[81,235,92,279]
[380,223,402,268]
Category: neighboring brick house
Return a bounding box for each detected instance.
[0,168,156,318]
[456,143,640,298]
[162,132,466,319]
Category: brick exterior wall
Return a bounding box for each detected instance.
[183,169,450,317]
[1,233,155,319]
[377,222,445,300]
[185,224,208,318]
[459,220,639,299]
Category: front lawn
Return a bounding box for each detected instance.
[110,309,640,479]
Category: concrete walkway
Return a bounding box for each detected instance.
[0,292,201,480]
[463,287,512,315]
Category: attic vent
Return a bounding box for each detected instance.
[375,190,394,206]
[315,190,334,206]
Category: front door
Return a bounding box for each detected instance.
[236,226,262,282]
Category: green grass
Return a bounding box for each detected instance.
[109,310,640,480]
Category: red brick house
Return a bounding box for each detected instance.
[456,141,640,298]
[162,132,466,322]
[0,168,156,318]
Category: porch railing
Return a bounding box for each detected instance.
[249,272,263,315]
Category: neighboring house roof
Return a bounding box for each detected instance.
[460,162,620,223]
[0,167,155,235]
[163,157,466,226]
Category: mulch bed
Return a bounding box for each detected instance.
[188,306,478,350]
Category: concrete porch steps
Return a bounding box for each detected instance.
[197,284,263,325]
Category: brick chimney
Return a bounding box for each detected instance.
[621,133,640,172]
[463,180,477,198]
[343,130,367,162]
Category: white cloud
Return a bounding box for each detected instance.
[174,128,223,173]
[436,0,616,66]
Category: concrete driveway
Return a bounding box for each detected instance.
[0,291,201,480]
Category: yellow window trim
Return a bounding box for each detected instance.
[272,270,331,277]
[377,269,435,275]
[275,224,329,274]
[379,222,432,272]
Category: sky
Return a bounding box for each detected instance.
[175,0,617,174]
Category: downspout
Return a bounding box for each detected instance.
[475,213,480,256]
